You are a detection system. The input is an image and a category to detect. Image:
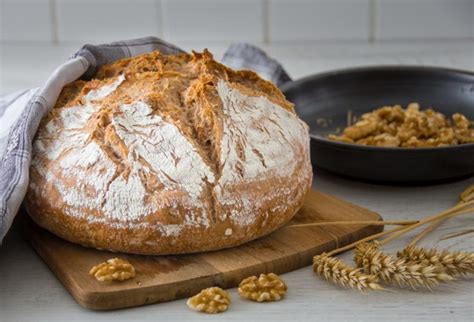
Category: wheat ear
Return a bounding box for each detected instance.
[398,245,474,276]
[354,242,453,290]
[313,253,383,291]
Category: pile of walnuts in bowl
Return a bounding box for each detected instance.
[328,103,474,147]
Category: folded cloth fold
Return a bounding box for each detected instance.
[0,37,291,243]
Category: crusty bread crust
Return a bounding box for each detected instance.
[25,50,312,255]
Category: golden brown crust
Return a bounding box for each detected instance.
[26,50,312,255]
[25,179,307,255]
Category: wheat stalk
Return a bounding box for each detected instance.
[408,184,474,246]
[459,183,474,205]
[407,218,446,246]
[326,225,407,257]
[313,253,383,291]
[288,219,418,228]
[399,206,474,248]
[314,185,473,257]
[354,242,453,290]
[440,229,474,241]
[380,201,473,246]
[397,245,474,276]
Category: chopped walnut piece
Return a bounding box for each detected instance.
[453,113,470,129]
[371,133,400,147]
[238,273,287,302]
[89,258,136,282]
[343,118,378,140]
[328,103,473,147]
[187,287,231,314]
[328,134,354,143]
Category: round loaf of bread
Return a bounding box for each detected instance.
[25,50,312,255]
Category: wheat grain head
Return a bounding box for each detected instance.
[355,242,453,290]
[313,253,383,291]
[398,245,474,276]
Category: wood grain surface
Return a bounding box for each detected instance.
[22,190,383,310]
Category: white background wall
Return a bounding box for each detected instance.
[1,0,473,45]
[1,0,473,95]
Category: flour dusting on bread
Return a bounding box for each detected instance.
[215,80,310,226]
[26,50,312,255]
[217,79,308,182]
[85,74,125,102]
[32,76,215,232]
[112,101,215,201]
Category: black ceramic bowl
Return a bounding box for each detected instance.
[281,66,474,185]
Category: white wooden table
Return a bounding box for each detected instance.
[0,41,473,322]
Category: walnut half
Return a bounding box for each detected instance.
[187,287,231,314]
[89,258,136,282]
[238,273,287,302]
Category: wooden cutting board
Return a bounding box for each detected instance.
[23,190,383,310]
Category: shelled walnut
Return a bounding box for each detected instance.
[187,287,231,314]
[238,273,287,302]
[89,258,136,282]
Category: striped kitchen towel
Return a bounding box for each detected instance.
[0,37,291,243]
